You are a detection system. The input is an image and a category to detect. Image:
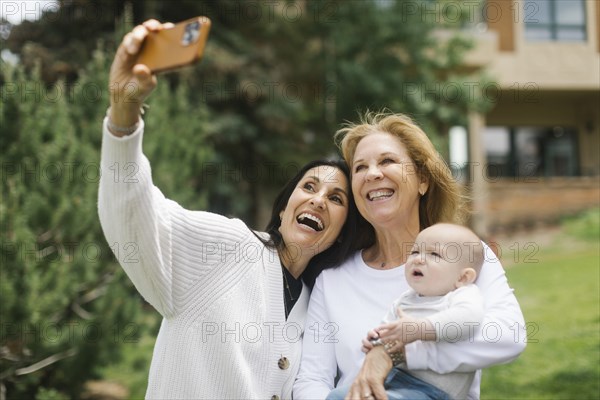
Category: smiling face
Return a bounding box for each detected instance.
[405,224,482,297]
[351,131,428,230]
[278,165,350,260]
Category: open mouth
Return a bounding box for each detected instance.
[367,189,394,201]
[412,269,424,277]
[297,213,324,232]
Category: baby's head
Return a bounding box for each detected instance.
[405,223,484,297]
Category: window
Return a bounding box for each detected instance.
[524,0,587,41]
[484,126,579,178]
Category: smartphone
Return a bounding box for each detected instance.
[137,17,211,73]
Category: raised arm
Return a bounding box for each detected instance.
[99,21,249,318]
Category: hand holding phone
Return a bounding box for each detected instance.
[137,17,211,73]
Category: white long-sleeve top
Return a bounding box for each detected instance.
[381,285,484,399]
[293,250,526,400]
[98,118,308,399]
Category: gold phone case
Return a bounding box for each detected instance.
[137,17,211,73]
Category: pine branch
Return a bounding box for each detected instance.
[14,348,77,376]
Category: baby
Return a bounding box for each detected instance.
[328,223,486,400]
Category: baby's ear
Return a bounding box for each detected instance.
[456,268,477,287]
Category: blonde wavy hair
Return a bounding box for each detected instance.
[335,111,466,230]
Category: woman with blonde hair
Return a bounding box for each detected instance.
[294,112,525,399]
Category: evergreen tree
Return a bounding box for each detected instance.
[3,0,490,225]
[0,43,215,398]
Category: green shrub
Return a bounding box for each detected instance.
[563,208,600,241]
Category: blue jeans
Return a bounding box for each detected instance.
[326,368,451,400]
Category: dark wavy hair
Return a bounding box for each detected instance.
[255,159,367,289]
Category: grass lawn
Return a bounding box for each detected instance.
[481,230,600,399]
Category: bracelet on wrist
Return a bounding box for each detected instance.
[383,341,405,366]
[106,106,145,136]
[370,338,405,366]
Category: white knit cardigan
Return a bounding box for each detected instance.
[98,118,308,399]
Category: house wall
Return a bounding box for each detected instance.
[597,0,600,52]
[486,0,515,52]
[483,177,599,233]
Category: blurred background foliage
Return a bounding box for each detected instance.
[1,0,492,398]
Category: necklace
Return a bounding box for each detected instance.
[379,256,404,269]
[377,255,405,269]
[282,267,296,301]
[379,260,403,269]
[281,265,301,318]
[365,247,405,270]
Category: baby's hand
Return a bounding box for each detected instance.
[375,307,436,352]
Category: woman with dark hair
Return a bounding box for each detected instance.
[98,20,359,399]
[260,158,362,289]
